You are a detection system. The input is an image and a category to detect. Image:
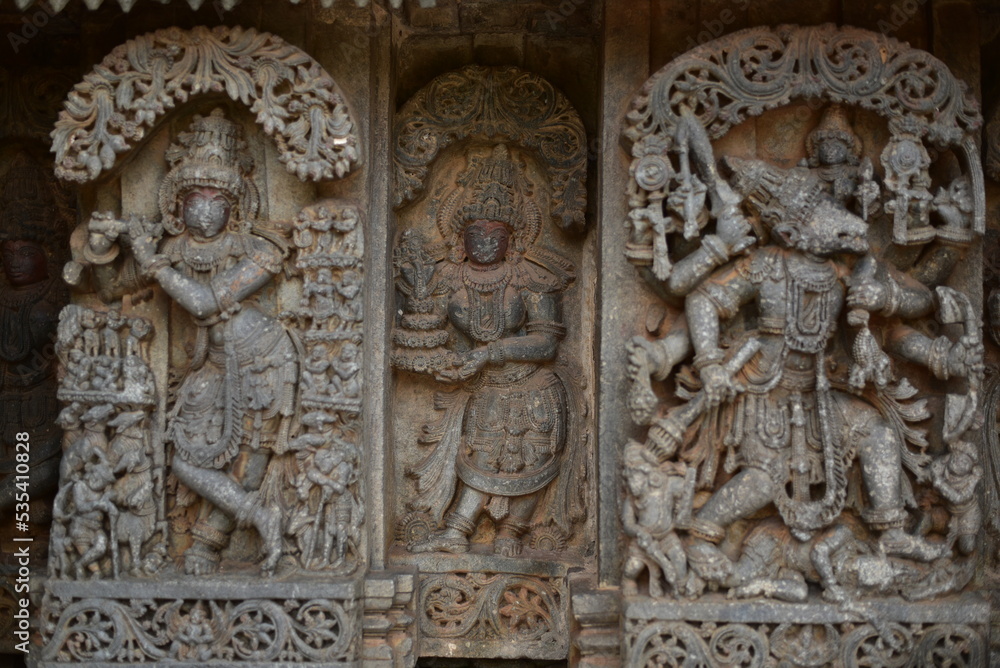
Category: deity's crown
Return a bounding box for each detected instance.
[158,108,260,234]
[457,144,523,230]
[806,105,862,163]
[726,157,827,230]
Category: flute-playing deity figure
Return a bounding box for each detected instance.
[393,145,581,557]
[83,110,297,575]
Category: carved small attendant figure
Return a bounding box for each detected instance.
[801,105,878,217]
[170,604,216,661]
[398,145,577,557]
[931,441,983,556]
[330,341,361,399]
[108,410,158,575]
[84,110,296,575]
[302,343,332,396]
[621,442,694,598]
[303,268,338,326]
[54,450,118,579]
[335,269,363,329]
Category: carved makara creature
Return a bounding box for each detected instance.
[82,110,296,575]
[624,111,983,602]
[394,145,582,557]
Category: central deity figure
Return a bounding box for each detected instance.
[395,145,577,557]
[86,110,296,574]
[673,158,959,584]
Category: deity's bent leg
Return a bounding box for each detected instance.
[173,450,281,573]
[694,467,775,535]
[409,483,486,553]
[852,407,943,561]
[687,467,774,583]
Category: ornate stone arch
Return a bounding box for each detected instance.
[393,65,588,229]
[623,23,984,266]
[51,25,361,184]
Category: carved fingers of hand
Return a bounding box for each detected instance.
[716,209,755,253]
[129,230,157,264]
[457,349,488,379]
[700,362,738,406]
[846,280,887,311]
[949,336,985,378]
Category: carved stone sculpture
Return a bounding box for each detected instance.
[389,65,590,664]
[40,26,365,663]
[621,24,988,667]
[50,306,159,580]
[79,110,296,575]
[393,144,581,558]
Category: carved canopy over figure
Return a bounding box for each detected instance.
[83,109,297,575]
[393,144,583,557]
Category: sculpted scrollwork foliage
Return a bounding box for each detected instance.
[51,25,360,184]
[625,23,981,148]
[40,595,357,663]
[394,65,587,228]
[419,572,565,650]
[625,619,985,668]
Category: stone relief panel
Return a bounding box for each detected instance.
[38,27,365,665]
[390,65,592,661]
[621,24,987,666]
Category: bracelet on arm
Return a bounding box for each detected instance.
[139,254,170,279]
[879,276,902,317]
[692,349,725,371]
[488,341,506,366]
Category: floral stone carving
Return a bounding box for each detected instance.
[394,65,587,229]
[621,23,987,667]
[51,25,360,184]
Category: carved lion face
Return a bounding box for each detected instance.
[785,200,868,257]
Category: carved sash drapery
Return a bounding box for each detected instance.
[394,65,587,229]
[51,25,361,184]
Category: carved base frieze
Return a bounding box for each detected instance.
[36,576,362,666]
[401,553,570,661]
[624,594,990,667]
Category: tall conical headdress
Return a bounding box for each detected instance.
[436,144,543,258]
[158,109,260,234]
[806,105,863,165]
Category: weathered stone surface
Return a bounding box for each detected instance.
[620,22,988,667]
[0,2,994,665]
